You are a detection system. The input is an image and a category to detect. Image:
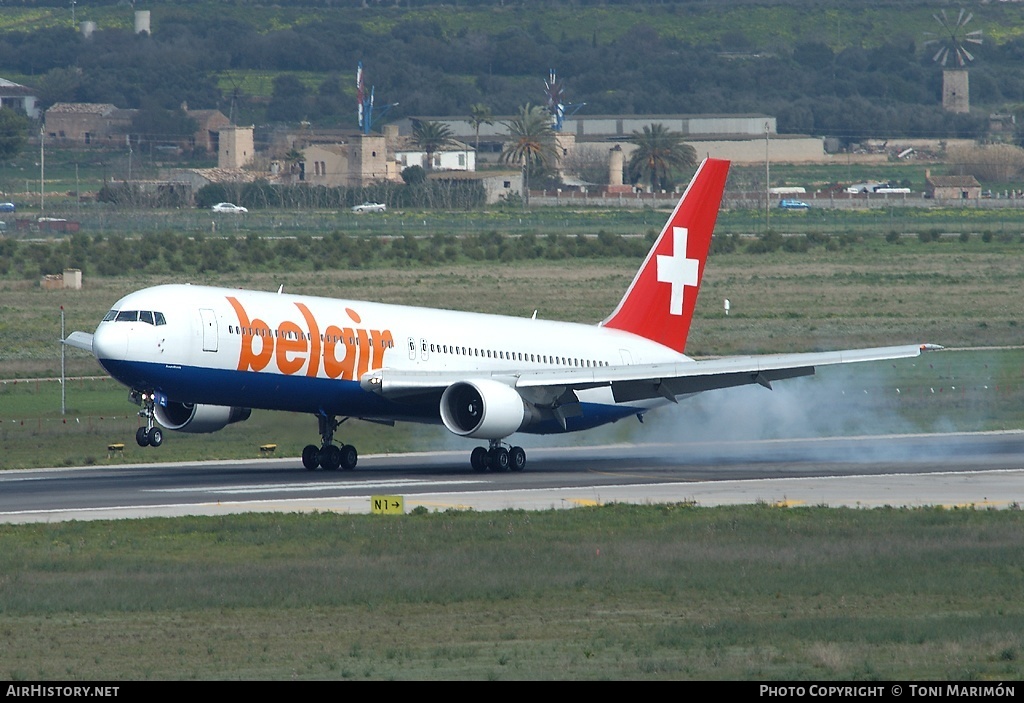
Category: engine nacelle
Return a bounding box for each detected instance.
[154,402,252,434]
[440,379,528,440]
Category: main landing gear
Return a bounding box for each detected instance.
[132,390,163,448]
[470,440,527,472]
[302,413,358,471]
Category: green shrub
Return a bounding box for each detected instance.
[746,231,783,254]
[782,235,809,253]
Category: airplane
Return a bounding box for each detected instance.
[64,158,939,472]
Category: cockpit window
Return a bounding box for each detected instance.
[109,310,165,325]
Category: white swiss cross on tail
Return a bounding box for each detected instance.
[657,227,699,316]
[602,158,731,354]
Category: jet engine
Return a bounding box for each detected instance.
[154,402,252,434]
[440,379,531,439]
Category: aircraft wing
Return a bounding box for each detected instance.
[63,331,94,352]
[517,343,939,403]
[362,343,940,404]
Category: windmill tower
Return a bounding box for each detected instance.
[543,70,585,179]
[924,8,982,114]
[543,70,585,132]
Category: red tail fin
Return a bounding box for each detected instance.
[602,158,730,353]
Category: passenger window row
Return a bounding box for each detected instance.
[228,326,395,348]
[428,342,607,368]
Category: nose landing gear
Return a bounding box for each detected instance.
[132,390,163,447]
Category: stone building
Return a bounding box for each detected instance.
[45,102,232,153]
[925,173,981,199]
[218,125,255,169]
[294,135,391,187]
[45,103,134,144]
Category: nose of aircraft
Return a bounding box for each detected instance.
[91,322,129,362]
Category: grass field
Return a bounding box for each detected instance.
[1,506,1022,680]
[5,237,1024,368]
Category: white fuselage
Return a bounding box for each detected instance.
[93,284,685,434]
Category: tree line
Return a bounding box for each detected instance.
[7,224,1016,282]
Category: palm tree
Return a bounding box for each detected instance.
[283,148,304,179]
[626,123,697,193]
[411,119,455,171]
[467,103,493,155]
[500,103,557,205]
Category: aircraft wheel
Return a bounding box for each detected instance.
[302,444,320,470]
[147,427,163,448]
[470,446,488,472]
[509,446,527,472]
[136,427,150,447]
[489,446,510,472]
[339,444,358,471]
[320,444,342,471]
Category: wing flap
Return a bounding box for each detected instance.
[610,366,813,403]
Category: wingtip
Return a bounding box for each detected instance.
[920,343,944,352]
[62,331,94,352]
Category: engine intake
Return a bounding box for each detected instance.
[155,402,252,434]
[440,379,528,440]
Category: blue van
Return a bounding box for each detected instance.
[778,199,810,210]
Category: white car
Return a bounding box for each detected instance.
[352,202,386,213]
[211,202,247,213]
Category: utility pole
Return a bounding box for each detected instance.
[60,306,66,415]
[40,127,45,213]
[764,121,770,233]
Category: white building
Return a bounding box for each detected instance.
[0,78,40,119]
[392,136,476,173]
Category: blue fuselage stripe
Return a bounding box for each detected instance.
[98,359,640,434]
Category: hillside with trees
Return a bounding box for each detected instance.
[3,2,1024,144]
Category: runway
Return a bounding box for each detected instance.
[1,430,1022,523]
